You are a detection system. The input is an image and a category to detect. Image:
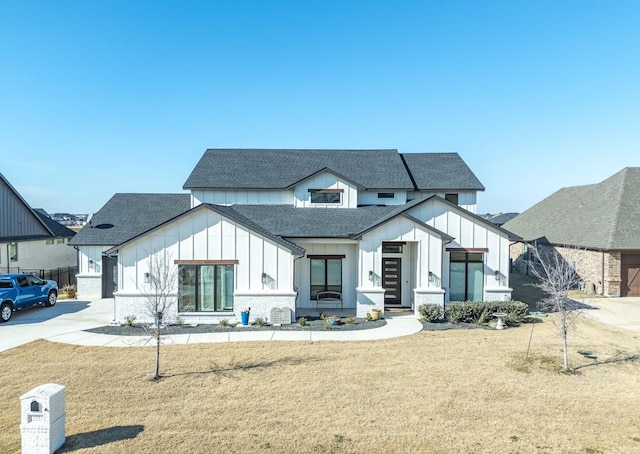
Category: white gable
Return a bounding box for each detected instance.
[293,171,359,208]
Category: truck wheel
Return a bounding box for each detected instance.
[1,302,12,322]
[45,291,57,307]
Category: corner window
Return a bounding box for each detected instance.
[57,238,65,244]
[46,239,55,245]
[9,243,18,262]
[178,264,234,312]
[449,251,483,301]
[310,256,343,300]
[309,189,342,204]
[445,193,459,205]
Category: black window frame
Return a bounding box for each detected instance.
[309,255,343,300]
[178,264,234,312]
[445,193,459,205]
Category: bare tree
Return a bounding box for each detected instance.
[140,250,178,379]
[528,245,581,371]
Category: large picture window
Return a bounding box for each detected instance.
[449,251,484,302]
[310,256,343,300]
[178,264,234,312]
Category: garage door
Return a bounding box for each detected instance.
[621,254,640,297]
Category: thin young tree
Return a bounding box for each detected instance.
[141,250,178,379]
[529,245,582,371]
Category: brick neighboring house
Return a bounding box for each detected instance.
[503,168,640,297]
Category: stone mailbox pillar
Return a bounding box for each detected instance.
[20,383,66,454]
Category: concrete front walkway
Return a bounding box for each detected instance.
[44,312,424,347]
[0,297,423,352]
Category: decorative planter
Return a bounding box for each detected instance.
[329,316,341,325]
[371,309,382,321]
[241,312,250,326]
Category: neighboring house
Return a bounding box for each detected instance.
[69,149,517,323]
[503,168,640,297]
[51,213,89,228]
[0,173,77,273]
[481,212,519,228]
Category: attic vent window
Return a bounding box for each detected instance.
[309,189,343,204]
[445,193,459,205]
[377,192,394,199]
[94,223,114,229]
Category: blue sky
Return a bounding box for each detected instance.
[1,1,638,215]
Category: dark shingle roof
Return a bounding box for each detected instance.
[69,193,191,246]
[35,212,76,238]
[183,149,416,190]
[502,168,640,250]
[400,153,485,191]
[230,205,401,238]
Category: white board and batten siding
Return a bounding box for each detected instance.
[293,172,358,208]
[408,191,478,213]
[357,191,407,206]
[407,198,511,298]
[358,216,444,290]
[190,190,293,208]
[295,242,359,309]
[118,207,295,294]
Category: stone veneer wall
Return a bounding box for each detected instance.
[509,243,622,296]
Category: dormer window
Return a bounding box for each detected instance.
[309,189,342,204]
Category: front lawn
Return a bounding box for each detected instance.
[1,314,639,453]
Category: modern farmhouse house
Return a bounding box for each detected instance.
[70,149,516,323]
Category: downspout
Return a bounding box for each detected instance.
[6,243,9,273]
[601,251,605,296]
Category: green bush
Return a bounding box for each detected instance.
[418,304,444,322]
[444,301,529,325]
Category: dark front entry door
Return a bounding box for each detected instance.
[382,258,401,305]
[102,255,118,298]
[621,254,640,297]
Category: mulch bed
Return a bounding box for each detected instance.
[86,316,387,335]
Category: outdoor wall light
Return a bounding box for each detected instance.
[368,271,374,281]
[495,270,501,281]
[262,273,267,284]
[428,271,434,280]
[144,272,150,283]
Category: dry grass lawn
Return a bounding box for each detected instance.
[1,314,639,453]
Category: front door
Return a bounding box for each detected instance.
[382,258,401,305]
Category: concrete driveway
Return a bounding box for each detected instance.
[0,298,114,353]
[580,296,640,334]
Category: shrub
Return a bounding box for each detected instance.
[218,318,230,328]
[418,304,444,322]
[124,315,137,327]
[254,317,266,326]
[297,317,307,326]
[345,317,356,324]
[445,301,529,325]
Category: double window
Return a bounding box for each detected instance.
[178,264,234,312]
[449,251,484,301]
[310,255,343,300]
